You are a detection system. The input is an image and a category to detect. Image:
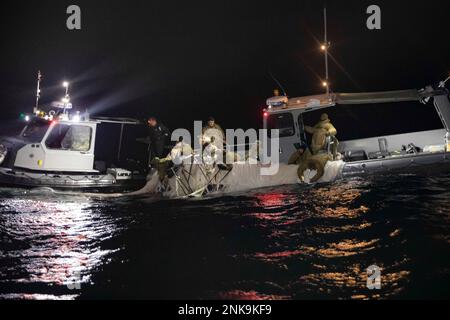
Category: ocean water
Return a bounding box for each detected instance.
[0,173,449,300]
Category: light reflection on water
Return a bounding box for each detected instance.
[231,184,387,300]
[0,190,119,300]
[0,173,450,300]
[214,176,447,300]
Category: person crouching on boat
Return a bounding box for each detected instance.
[202,116,225,148]
[288,143,331,183]
[152,137,193,182]
[147,117,171,161]
[304,113,338,158]
[288,142,312,166]
[201,117,243,166]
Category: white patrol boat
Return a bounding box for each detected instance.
[0,73,147,191]
[263,82,450,178]
[263,7,450,179]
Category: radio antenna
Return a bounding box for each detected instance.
[269,71,288,97]
[321,7,330,95]
[34,70,42,114]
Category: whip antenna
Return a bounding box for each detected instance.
[269,71,288,97]
[321,7,330,95]
[34,70,42,114]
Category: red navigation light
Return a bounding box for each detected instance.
[263,112,268,118]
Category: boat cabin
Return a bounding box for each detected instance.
[0,74,149,191]
[11,114,144,173]
[16,116,97,172]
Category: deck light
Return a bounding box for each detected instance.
[61,81,71,114]
[321,44,326,51]
[322,81,328,87]
[72,112,81,122]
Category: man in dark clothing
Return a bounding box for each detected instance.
[147,117,171,160]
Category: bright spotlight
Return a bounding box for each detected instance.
[63,81,69,88]
[72,112,81,122]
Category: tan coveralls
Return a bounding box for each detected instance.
[289,148,331,183]
[202,123,225,147]
[304,114,337,155]
[152,142,193,182]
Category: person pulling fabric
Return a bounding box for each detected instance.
[288,143,331,183]
[304,113,338,156]
[202,116,225,148]
[151,138,193,182]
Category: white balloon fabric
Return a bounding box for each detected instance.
[303,160,345,184]
[130,159,345,198]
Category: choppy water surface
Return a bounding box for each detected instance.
[1,173,450,300]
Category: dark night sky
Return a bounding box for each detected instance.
[0,0,449,139]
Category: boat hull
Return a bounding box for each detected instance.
[0,167,146,192]
[342,151,450,177]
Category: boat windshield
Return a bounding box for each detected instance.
[266,112,295,137]
[45,124,92,151]
[21,118,51,142]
